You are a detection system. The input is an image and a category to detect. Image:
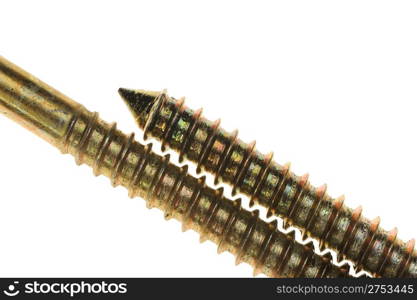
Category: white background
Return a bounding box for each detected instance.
[0,0,416,277]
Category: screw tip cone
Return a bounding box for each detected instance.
[118,88,160,127]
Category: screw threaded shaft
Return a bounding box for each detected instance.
[118,89,416,278]
[0,57,350,277]
[60,108,349,277]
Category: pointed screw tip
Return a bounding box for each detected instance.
[118,87,160,103]
[117,87,128,95]
[118,87,137,104]
[117,88,161,125]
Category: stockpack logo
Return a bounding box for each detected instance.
[2,280,127,297]
[3,281,20,297]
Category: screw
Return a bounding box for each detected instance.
[0,57,351,278]
[118,88,417,278]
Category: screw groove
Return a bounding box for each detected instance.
[162,98,185,152]
[236,209,258,265]
[75,111,98,165]
[118,89,417,277]
[251,152,274,206]
[217,198,240,254]
[253,219,276,275]
[179,108,203,164]
[164,165,188,220]
[112,132,135,186]
[197,119,221,174]
[93,122,116,176]
[232,140,256,196]
[376,228,398,275]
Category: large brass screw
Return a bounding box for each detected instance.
[0,56,352,278]
[118,88,417,278]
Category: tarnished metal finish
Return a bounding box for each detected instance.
[118,88,417,278]
[0,57,351,278]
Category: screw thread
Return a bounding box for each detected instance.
[60,107,350,278]
[118,89,416,277]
